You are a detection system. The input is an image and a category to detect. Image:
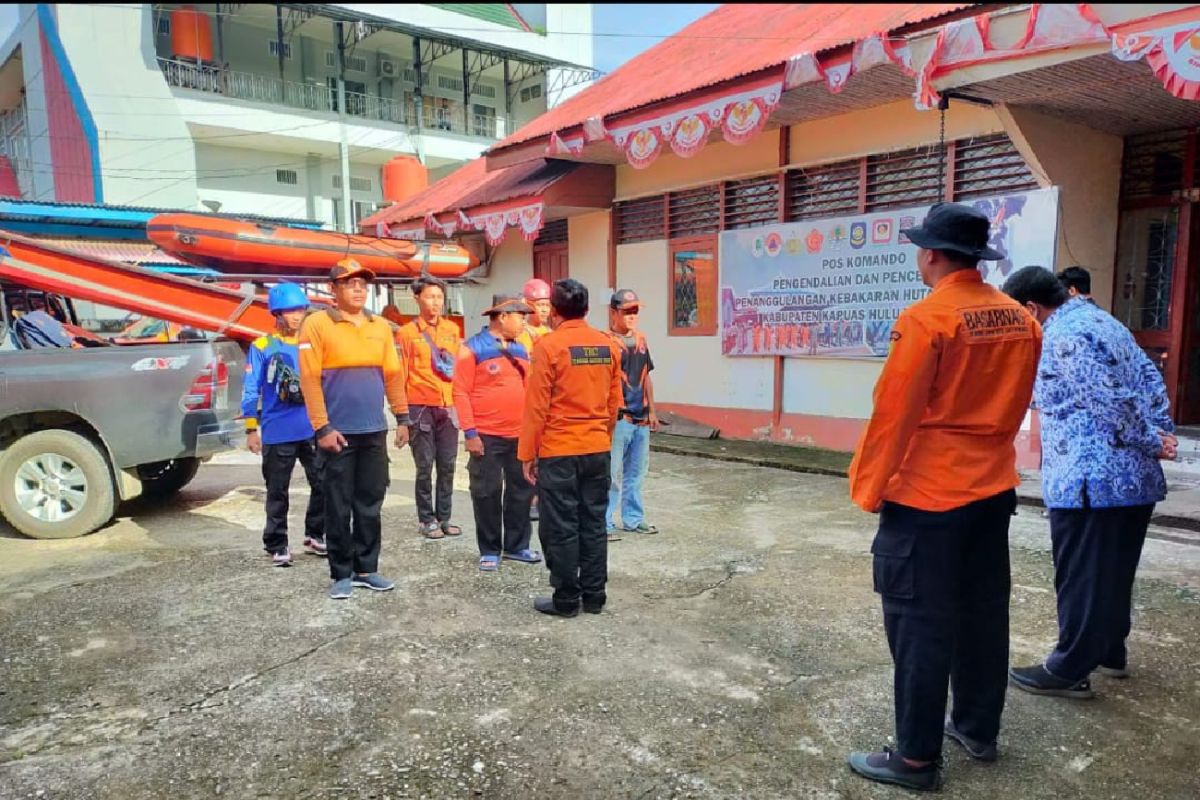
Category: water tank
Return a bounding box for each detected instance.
[170,6,213,63]
[381,156,428,204]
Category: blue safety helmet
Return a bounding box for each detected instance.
[267,282,309,314]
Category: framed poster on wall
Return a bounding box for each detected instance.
[719,187,1059,358]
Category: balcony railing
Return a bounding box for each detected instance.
[159,58,507,137]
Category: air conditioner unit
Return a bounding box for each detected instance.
[378,60,398,78]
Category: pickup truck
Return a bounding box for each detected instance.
[0,284,245,539]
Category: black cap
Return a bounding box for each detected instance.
[899,203,1005,261]
[610,288,640,310]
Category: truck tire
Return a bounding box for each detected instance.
[136,458,201,499]
[0,429,117,540]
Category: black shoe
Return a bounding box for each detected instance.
[1093,664,1131,679]
[1009,664,1094,699]
[847,748,941,792]
[583,602,603,615]
[533,597,578,617]
[943,717,998,762]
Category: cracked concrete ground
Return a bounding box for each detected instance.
[1,449,1199,799]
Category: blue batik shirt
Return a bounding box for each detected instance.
[1036,297,1172,509]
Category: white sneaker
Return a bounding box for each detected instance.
[271,549,293,567]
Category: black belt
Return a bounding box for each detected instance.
[620,412,650,425]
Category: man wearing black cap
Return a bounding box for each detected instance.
[298,259,410,600]
[453,294,540,572]
[605,289,659,540]
[846,204,1041,791]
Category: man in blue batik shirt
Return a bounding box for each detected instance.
[1002,266,1177,699]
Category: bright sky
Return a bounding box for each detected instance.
[592,4,721,73]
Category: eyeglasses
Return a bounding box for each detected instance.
[620,306,640,315]
[337,278,369,290]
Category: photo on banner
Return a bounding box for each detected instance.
[719,188,1059,358]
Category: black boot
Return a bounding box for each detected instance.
[534,597,578,617]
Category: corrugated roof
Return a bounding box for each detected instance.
[430,4,526,30]
[492,3,973,150]
[362,157,577,227]
[34,238,190,267]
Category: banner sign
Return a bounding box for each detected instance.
[719,187,1059,358]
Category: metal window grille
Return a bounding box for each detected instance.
[472,84,497,99]
[275,169,298,185]
[954,134,1040,200]
[866,145,941,211]
[785,159,859,221]
[437,74,464,92]
[332,175,372,192]
[667,185,720,238]
[722,175,780,229]
[268,40,292,59]
[536,218,568,244]
[325,51,368,73]
[1121,130,1188,201]
[614,195,665,244]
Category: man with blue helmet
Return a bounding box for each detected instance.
[241,282,325,567]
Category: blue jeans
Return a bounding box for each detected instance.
[606,419,649,530]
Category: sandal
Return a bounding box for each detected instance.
[441,523,463,537]
[419,521,444,539]
[502,548,542,564]
[607,528,623,542]
[479,555,500,572]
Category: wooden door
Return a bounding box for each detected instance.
[533,242,568,285]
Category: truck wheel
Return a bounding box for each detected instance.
[136,458,201,499]
[0,429,116,539]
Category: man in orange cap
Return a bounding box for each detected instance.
[298,259,410,600]
[846,203,1041,791]
[454,293,540,572]
[397,276,463,539]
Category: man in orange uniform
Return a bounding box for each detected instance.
[397,277,463,539]
[453,294,541,572]
[519,277,553,521]
[845,204,1041,791]
[519,279,623,617]
[298,260,410,600]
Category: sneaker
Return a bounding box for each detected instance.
[303,537,328,556]
[271,549,292,568]
[623,522,659,535]
[944,716,998,762]
[351,573,395,592]
[329,578,352,599]
[1009,664,1094,699]
[847,748,941,792]
[1094,664,1131,679]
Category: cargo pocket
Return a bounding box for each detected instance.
[870,526,916,601]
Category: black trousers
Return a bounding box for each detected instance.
[1045,504,1154,681]
[872,490,1015,762]
[537,452,610,610]
[323,431,389,581]
[409,404,458,525]
[261,438,324,554]
[468,434,534,556]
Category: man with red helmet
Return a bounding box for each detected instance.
[520,278,553,350]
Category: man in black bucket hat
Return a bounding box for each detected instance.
[846,203,1042,791]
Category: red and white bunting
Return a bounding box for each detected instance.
[785,32,914,94]
[390,224,425,241]
[604,81,783,169]
[424,211,457,238]
[545,130,584,157]
[1113,20,1200,101]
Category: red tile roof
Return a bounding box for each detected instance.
[492,3,973,150]
[36,238,188,266]
[361,157,579,228]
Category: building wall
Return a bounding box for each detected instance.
[568,211,610,329]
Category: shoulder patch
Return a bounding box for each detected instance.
[252,335,270,349]
[958,306,1032,344]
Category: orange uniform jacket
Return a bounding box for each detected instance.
[518,319,623,461]
[397,317,462,407]
[452,329,529,439]
[298,308,409,437]
[848,269,1042,513]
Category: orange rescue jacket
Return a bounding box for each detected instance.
[848,269,1042,513]
[397,317,462,407]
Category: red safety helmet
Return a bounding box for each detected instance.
[522,278,551,301]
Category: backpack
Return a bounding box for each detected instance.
[263,337,305,405]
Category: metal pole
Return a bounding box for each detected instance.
[462,49,470,134]
[412,36,426,165]
[336,21,352,233]
[215,2,224,67]
[275,4,285,85]
[502,58,511,138]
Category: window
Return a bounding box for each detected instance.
[669,237,717,336]
[723,176,780,229]
[403,67,432,85]
[325,51,368,73]
[954,134,1040,200]
[536,218,568,244]
[472,83,497,99]
[667,185,720,238]
[519,84,542,103]
[332,174,372,192]
[275,169,298,185]
[437,74,464,93]
[614,195,665,244]
[332,199,386,228]
[156,15,170,36]
[865,145,941,211]
[268,40,292,60]
[785,159,860,221]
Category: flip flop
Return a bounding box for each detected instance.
[441,523,463,537]
[479,555,500,572]
[502,548,543,564]
[419,522,444,539]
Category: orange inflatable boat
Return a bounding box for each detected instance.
[147,214,477,278]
